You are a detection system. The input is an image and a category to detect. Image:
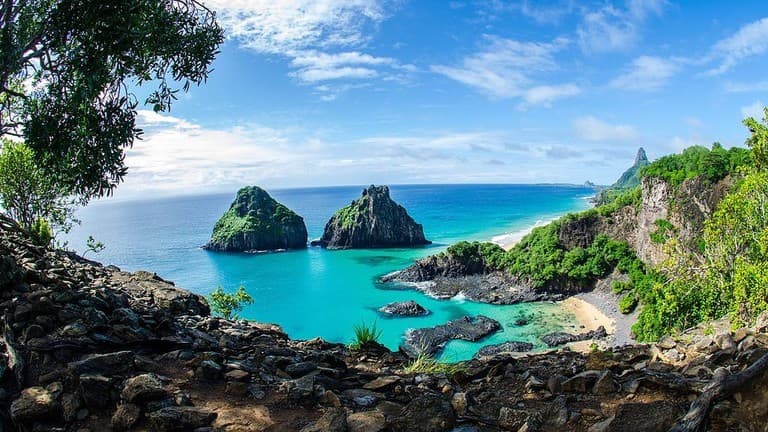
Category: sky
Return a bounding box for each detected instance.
[116,0,768,199]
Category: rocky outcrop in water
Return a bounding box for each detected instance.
[311,185,430,249]
[204,186,307,252]
[541,326,608,347]
[401,315,501,357]
[378,300,429,317]
[474,341,534,358]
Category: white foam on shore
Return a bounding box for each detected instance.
[491,217,558,249]
[450,292,467,303]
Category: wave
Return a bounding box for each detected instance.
[491,217,558,249]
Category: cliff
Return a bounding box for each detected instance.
[312,185,430,249]
[0,223,766,431]
[204,186,307,252]
[593,147,650,205]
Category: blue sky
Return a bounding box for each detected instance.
[120,0,768,199]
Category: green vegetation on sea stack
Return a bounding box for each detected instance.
[206,186,308,252]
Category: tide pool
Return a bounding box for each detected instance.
[66,184,593,360]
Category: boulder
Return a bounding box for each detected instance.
[541,326,607,347]
[378,300,429,317]
[402,315,501,357]
[300,407,348,432]
[10,386,60,422]
[146,406,217,431]
[69,351,135,375]
[204,186,308,252]
[474,341,534,358]
[389,394,455,432]
[121,373,168,403]
[312,185,430,249]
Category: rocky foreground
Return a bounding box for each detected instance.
[2,222,768,431]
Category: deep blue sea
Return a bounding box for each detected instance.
[65,184,593,360]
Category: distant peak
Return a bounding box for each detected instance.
[635,147,648,165]
[362,184,390,197]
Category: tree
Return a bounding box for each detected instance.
[208,286,253,320]
[744,107,768,170]
[0,0,223,202]
[0,139,76,234]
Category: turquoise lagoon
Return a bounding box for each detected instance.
[66,184,593,361]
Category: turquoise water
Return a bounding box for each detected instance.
[66,184,592,360]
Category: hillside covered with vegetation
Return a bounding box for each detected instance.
[432,114,765,341]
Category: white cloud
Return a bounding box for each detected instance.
[205,0,387,53]
[724,81,768,93]
[520,0,574,25]
[289,50,413,83]
[430,36,580,104]
[610,56,680,91]
[203,0,402,97]
[741,101,765,121]
[572,116,639,142]
[706,17,768,76]
[577,0,665,53]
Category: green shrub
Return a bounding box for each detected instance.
[650,219,676,245]
[403,352,466,375]
[350,320,382,349]
[30,218,52,247]
[208,285,254,320]
[618,294,638,314]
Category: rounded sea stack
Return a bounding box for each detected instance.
[311,185,431,249]
[204,186,307,252]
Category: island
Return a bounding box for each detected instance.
[311,185,431,249]
[204,186,308,252]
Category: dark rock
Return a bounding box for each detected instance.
[602,401,687,432]
[69,351,135,375]
[285,361,318,378]
[561,370,602,393]
[10,387,60,422]
[78,374,114,409]
[146,406,217,431]
[204,186,307,252]
[197,360,222,380]
[112,403,141,431]
[378,300,429,317]
[300,407,348,432]
[474,341,534,358]
[540,326,607,347]
[514,318,529,326]
[402,315,501,357]
[390,394,455,432]
[312,185,430,249]
[121,373,169,403]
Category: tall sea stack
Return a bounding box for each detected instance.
[312,185,430,249]
[204,186,307,252]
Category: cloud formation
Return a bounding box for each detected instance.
[577,0,666,53]
[705,17,768,76]
[431,36,580,105]
[610,56,680,91]
[572,116,639,142]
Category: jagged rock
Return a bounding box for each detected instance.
[112,403,141,431]
[402,315,501,357]
[600,401,686,432]
[285,361,318,378]
[390,394,455,432]
[204,186,308,252]
[146,406,217,431]
[78,374,114,409]
[541,326,607,347]
[363,376,400,390]
[347,411,386,432]
[10,386,60,422]
[121,374,168,403]
[69,351,135,375]
[378,300,429,317]
[474,341,534,358]
[301,407,348,432]
[312,185,430,249]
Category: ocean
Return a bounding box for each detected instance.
[65,184,593,361]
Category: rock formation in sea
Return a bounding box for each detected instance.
[378,300,429,317]
[401,315,501,357]
[204,186,307,252]
[311,185,430,249]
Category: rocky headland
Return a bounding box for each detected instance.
[204,186,307,252]
[378,301,429,317]
[2,219,768,431]
[311,185,430,249]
